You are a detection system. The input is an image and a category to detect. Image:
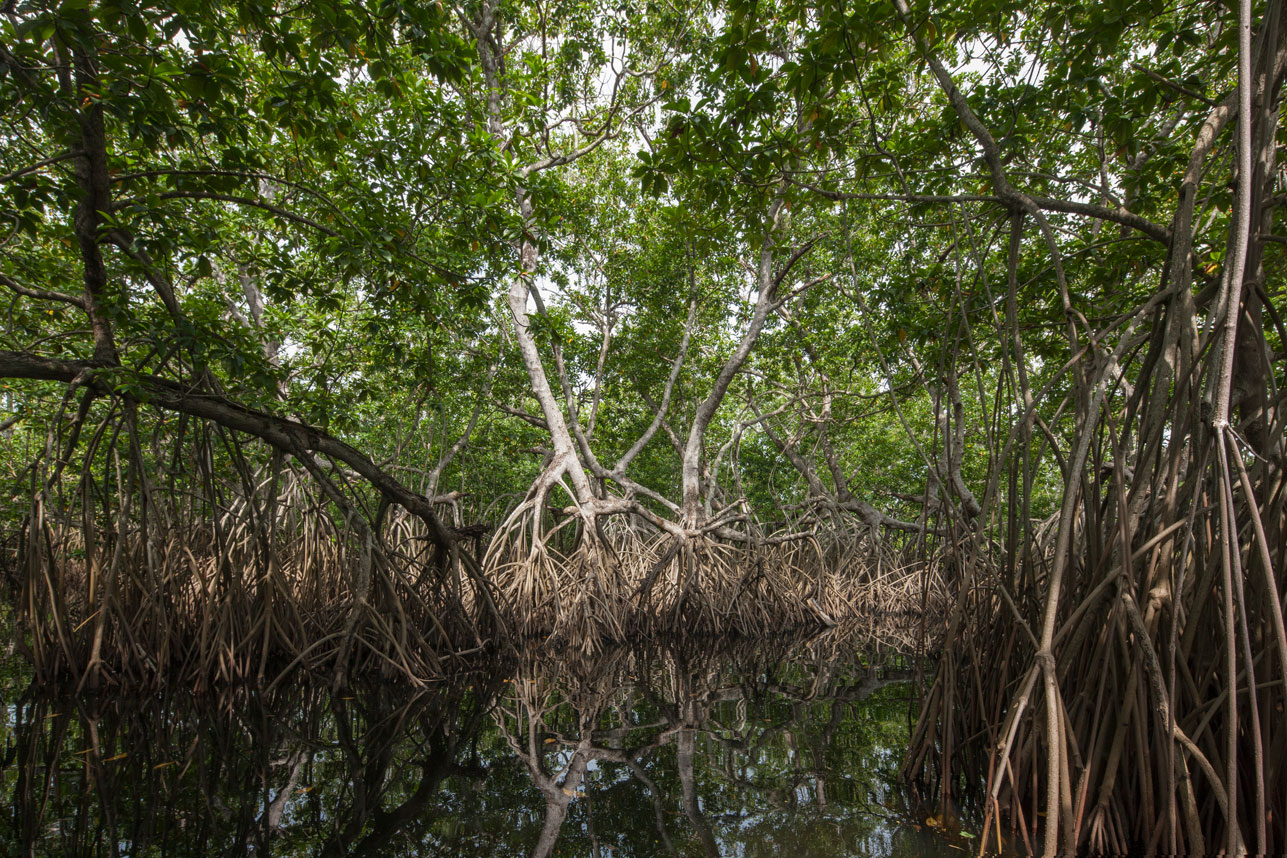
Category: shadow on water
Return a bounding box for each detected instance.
[2,626,1007,857]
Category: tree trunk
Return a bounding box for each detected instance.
[681,195,787,529]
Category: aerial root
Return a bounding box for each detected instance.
[15,473,487,690]
[483,516,931,646]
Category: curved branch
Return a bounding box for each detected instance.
[0,150,82,183]
[115,191,341,237]
[797,184,1170,244]
[0,272,87,308]
[0,349,459,549]
[614,297,697,474]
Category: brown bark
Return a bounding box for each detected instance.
[0,350,460,549]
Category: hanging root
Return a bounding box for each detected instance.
[11,416,486,691]
[483,510,932,647]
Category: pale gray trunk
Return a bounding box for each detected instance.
[506,202,596,507]
[473,5,596,511]
[680,196,787,529]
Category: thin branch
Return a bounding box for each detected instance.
[116,191,341,237]
[0,272,87,308]
[0,150,83,183]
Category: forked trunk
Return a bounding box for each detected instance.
[680,195,788,531]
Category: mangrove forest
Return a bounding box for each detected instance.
[1,0,1284,853]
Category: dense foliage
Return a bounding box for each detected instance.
[2,0,1284,852]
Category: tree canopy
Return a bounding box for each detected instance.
[2,0,1285,852]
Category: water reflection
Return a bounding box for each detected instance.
[2,630,978,857]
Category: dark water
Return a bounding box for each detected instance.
[1,632,988,857]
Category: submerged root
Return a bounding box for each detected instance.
[8,402,932,690]
[484,515,931,646]
[14,482,934,689]
[13,477,487,690]
[488,512,629,650]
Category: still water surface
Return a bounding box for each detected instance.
[2,632,984,856]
